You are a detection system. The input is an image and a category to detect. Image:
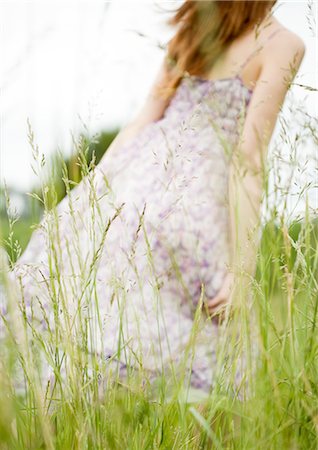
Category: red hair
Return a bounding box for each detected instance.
[157,0,277,99]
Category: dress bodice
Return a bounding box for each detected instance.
[161,74,253,148]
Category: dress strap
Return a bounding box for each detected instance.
[237,28,285,75]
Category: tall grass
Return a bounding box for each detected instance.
[0,97,317,449]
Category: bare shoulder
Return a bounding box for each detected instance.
[239,21,306,161]
[261,19,306,67]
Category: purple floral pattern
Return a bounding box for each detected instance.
[3,75,253,396]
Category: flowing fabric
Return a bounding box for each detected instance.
[1,73,255,400]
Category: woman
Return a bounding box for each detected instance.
[2,1,305,398]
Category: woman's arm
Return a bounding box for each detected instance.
[105,56,172,158]
[207,30,305,318]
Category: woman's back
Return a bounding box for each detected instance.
[202,16,284,88]
[114,12,304,138]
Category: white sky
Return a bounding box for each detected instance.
[0,1,317,216]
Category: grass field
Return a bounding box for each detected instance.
[0,125,317,449]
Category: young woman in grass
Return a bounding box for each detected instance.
[2,0,305,399]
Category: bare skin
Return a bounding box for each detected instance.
[104,12,305,321]
[205,15,305,321]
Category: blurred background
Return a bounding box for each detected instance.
[0,1,317,253]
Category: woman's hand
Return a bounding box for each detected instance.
[203,272,235,324]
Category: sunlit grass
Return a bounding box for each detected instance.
[0,100,317,449]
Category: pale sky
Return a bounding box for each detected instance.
[0,1,317,217]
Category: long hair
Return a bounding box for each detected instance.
[157,0,277,100]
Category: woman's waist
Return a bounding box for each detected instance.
[162,107,240,136]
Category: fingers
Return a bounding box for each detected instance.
[208,302,227,317]
[206,295,224,309]
[209,303,228,325]
[203,294,231,324]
